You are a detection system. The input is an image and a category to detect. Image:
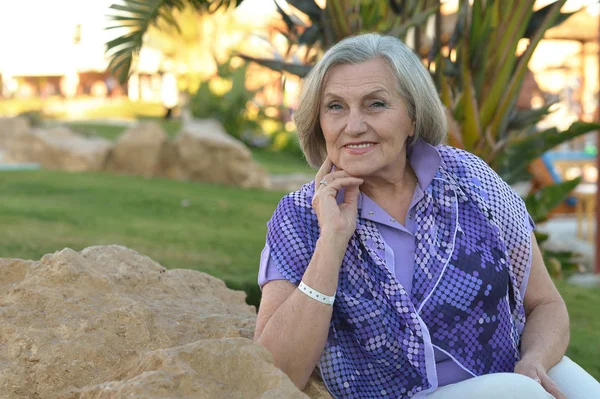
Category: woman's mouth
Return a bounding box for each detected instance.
[344,142,377,154]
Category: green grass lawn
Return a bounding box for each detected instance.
[0,170,283,304]
[0,169,598,380]
[554,280,600,380]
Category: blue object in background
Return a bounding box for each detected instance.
[0,163,40,171]
[540,151,595,206]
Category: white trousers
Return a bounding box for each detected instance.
[427,357,600,399]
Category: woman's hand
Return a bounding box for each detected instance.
[312,158,363,243]
[514,358,566,399]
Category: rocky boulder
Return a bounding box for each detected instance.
[174,119,270,189]
[105,121,184,179]
[4,127,112,172]
[0,246,331,398]
[0,116,30,149]
[270,173,313,192]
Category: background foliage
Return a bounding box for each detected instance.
[188,59,265,140]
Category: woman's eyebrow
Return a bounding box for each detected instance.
[362,88,389,98]
[322,92,342,101]
[323,88,390,101]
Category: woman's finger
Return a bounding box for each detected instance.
[313,177,364,202]
[319,177,364,194]
[540,373,566,399]
[342,182,361,208]
[315,158,334,187]
[312,177,363,211]
[514,361,538,380]
[318,171,355,187]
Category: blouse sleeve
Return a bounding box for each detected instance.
[519,213,536,301]
[257,244,287,290]
[265,188,318,285]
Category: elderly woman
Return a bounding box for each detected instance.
[254,33,600,399]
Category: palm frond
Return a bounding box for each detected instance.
[286,0,322,20]
[105,0,243,83]
[236,54,313,77]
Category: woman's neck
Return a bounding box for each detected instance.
[360,163,417,214]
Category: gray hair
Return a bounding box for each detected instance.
[294,33,447,168]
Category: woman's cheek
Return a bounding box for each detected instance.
[326,144,339,164]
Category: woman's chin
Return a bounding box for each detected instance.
[340,165,379,178]
[335,156,386,177]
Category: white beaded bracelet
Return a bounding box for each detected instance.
[298,281,335,306]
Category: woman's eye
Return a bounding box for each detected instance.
[327,103,342,110]
[370,101,386,108]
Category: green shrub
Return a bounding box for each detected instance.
[188,59,263,141]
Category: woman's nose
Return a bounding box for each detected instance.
[344,110,367,135]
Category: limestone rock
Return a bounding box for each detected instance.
[174,119,270,189]
[4,127,112,172]
[270,173,313,192]
[0,246,330,398]
[105,121,185,179]
[567,273,600,288]
[0,116,30,149]
[74,339,309,399]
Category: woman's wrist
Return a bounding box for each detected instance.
[318,229,352,249]
[296,230,350,299]
[518,353,544,367]
[317,233,347,257]
[304,234,347,275]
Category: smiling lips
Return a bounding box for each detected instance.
[343,142,377,154]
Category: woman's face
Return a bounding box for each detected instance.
[319,58,414,178]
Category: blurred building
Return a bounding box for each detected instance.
[0,0,286,104]
[1,0,599,128]
[0,0,115,99]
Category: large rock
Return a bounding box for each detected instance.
[4,127,112,172]
[270,173,313,192]
[105,121,185,179]
[0,116,30,149]
[0,246,331,398]
[174,119,270,189]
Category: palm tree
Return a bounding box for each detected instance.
[105,0,440,82]
[105,0,244,84]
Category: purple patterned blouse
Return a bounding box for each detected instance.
[261,139,535,398]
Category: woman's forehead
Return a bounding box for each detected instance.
[324,59,394,83]
[320,64,399,99]
[321,60,397,98]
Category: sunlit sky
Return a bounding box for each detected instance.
[0,0,597,75]
[0,0,278,74]
[0,0,115,74]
